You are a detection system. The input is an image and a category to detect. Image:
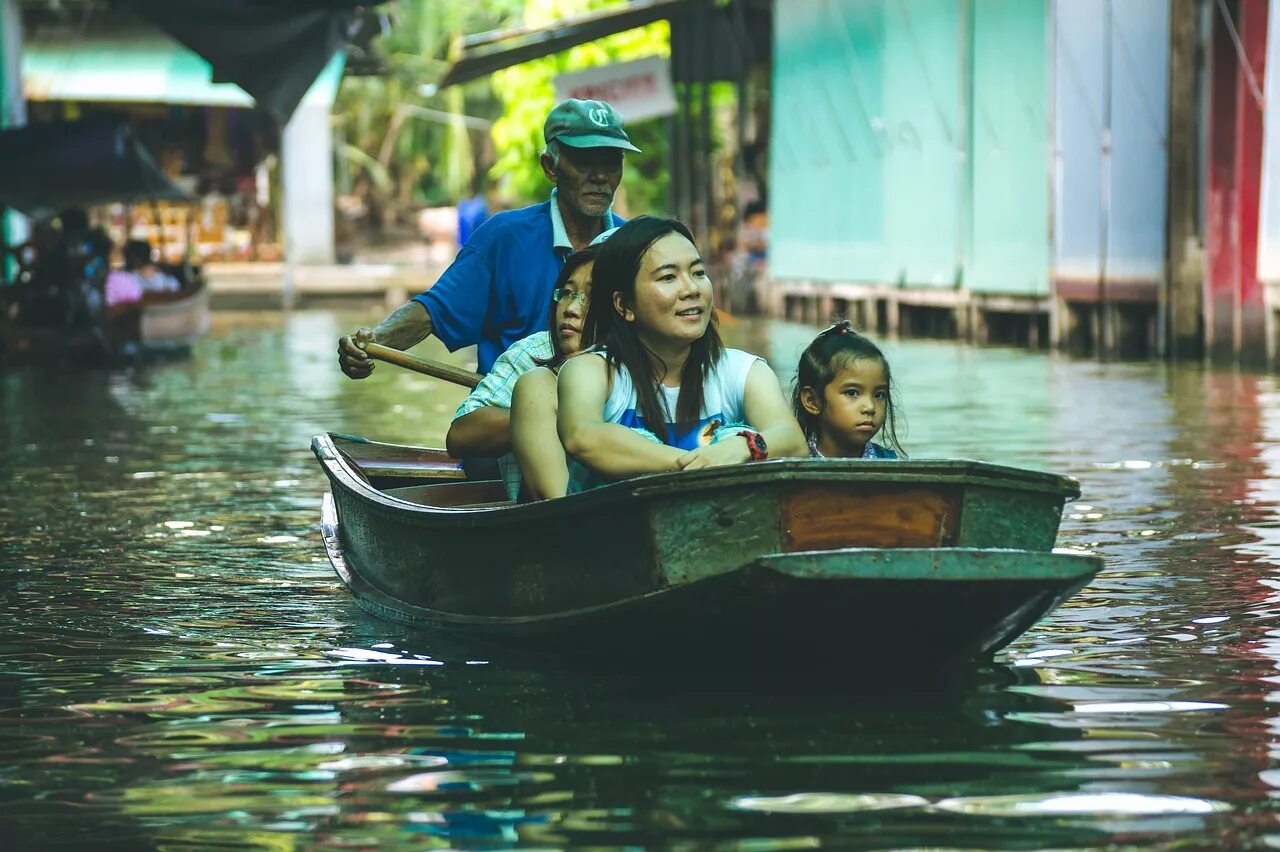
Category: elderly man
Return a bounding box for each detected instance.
[337,99,638,378]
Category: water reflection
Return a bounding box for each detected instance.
[4,311,1280,846]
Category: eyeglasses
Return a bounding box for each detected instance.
[818,319,854,337]
[551,288,589,306]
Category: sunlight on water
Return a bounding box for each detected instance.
[932,792,1231,816]
[3,312,1280,846]
[729,793,931,813]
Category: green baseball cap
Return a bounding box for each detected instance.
[543,99,641,153]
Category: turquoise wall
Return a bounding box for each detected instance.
[770,1,886,281]
[770,0,1051,297]
[883,0,966,287]
[965,0,1050,295]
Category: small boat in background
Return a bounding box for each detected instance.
[0,275,210,363]
[138,281,211,353]
[312,433,1101,670]
[0,120,209,365]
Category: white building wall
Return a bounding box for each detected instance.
[1052,0,1168,287]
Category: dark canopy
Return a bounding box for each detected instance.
[120,0,364,123]
[0,121,190,220]
[438,0,693,89]
[435,0,767,90]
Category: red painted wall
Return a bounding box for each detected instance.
[1237,0,1269,357]
[1206,0,1270,362]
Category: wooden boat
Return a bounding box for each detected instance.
[313,433,1101,669]
[0,120,209,364]
[0,279,209,363]
[138,281,211,353]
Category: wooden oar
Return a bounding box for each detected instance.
[363,342,481,389]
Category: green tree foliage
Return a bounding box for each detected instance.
[332,0,522,223]
[489,0,671,216]
[332,0,671,229]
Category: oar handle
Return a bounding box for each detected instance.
[364,342,481,389]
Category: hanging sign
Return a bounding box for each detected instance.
[554,56,676,123]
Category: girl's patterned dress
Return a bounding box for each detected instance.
[807,435,898,460]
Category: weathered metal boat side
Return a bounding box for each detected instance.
[312,431,1097,664]
[320,482,1098,666]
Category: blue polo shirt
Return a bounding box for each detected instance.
[414,198,624,373]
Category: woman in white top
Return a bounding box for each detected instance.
[556,216,805,492]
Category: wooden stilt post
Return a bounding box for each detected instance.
[1166,0,1203,359]
[885,295,900,336]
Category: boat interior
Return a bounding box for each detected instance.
[333,438,513,508]
[381,480,513,510]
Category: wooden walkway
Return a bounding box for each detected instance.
[205,261,443,310]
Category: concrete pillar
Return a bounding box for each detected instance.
[757,267,776,316]
[972,306,989,345]
[281,100,336,267]
[1269,302,1278,366]
[818,293,835,325]
[1049,296,1067,349]
[1101,302,1119,356]
[861,297,876,332]
[1061,300,1082,350]
[1088,305,1102,356]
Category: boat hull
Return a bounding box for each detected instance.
[313,433,1099,667]
[322,490,1097,667]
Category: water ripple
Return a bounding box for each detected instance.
[5,316,1280,847]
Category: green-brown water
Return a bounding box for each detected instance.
[3,309,1279,848]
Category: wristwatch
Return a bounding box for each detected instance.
[743,430,768,461]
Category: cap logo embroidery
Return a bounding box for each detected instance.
[588,107,610,127]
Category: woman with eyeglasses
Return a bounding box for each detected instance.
[446,246,598,500]
[555,216,806,494]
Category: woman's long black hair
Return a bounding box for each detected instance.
[534,246,597,371]
[792,320,905,455]
[580,216,723,444]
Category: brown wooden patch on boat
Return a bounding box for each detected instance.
[781,486,959,551]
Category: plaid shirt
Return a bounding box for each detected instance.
[454,331,556,499]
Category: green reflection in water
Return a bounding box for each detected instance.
[2,311,1280,848]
